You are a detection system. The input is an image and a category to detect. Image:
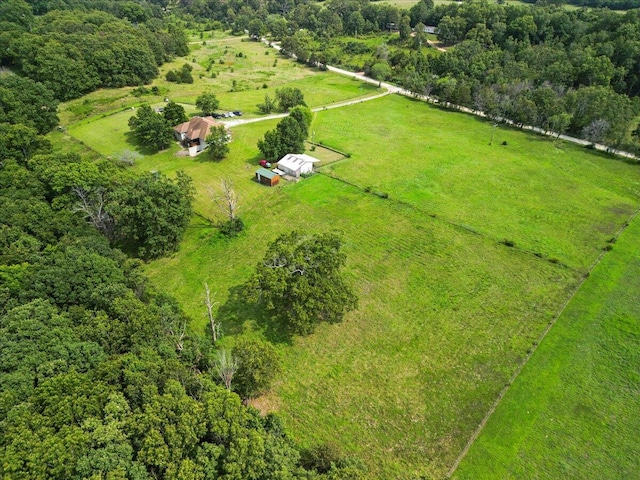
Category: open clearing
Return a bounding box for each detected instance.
[61,33,381,126]
[315,96,640,271]
[84,93,638,478]
[453,214,640,479]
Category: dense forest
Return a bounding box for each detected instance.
[0,0,188,100]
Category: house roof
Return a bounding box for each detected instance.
[277,153,320,171]
[173,116,223,142]
[256,168,279,179]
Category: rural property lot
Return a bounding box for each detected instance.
[315,95,640,271]
[67,73,640,477]
[453,214,640,479]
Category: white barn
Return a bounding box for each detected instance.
[277,153,320,178]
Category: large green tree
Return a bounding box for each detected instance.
[246,231,358,335]
[162,101,188,127]
[232,337,282,400]
[0,75,59,134]
[195,92,220,116]
[205,125,230,161]
[128,104,174,152]
[275,87,306,112]
[257,116,307,161]
[110,171,194,260]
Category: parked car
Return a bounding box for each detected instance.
[233,110,243,116]
[212,113,223,119]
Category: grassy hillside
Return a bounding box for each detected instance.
[453,214,640,479]
[63,84,640,477]
[60,33,380,126]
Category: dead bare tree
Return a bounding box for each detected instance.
[214,349,238,390]
[72,186,115,241]
[204,282,221,343]
[209,178,239,223]
[160,307,187,353]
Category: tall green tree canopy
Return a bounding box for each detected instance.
[205,125,230,161]
[257,115,308,161]
[0,75,58,134]
[195,92,220,116]
[4,9,187,100]
[275,87,307,111]
[162,101,188,127]
[232,337,282,400]
[110,171,194,260]
[246,231,358,335]
[128,104,175,153]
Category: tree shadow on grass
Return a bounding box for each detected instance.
[124,131,168,156]
[216,284,294,345]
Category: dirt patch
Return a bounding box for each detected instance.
[248,393,282,415]
[608,203,635,216]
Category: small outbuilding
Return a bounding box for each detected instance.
[277,153,320,178]
[256,168,280,187]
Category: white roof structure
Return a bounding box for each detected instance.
[277,154,320,176]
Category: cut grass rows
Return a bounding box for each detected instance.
[148,173,578,478]
[453,213,640,479]
[315,95,640,271]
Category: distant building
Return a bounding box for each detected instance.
[277,153,320,178]
[424,25,438,34]
[173,116,227,157]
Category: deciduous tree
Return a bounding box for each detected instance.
[257,116,306,161]
[246,231,358,335]
[128,104,174,152]
[196,93,220,116]
[232,337,282,400]
[110,171,194,260]
[275,87,306,111]
[205,125,230,161]
[162,101,188,127]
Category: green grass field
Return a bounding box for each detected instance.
[114,97,637,477]
[453,214,640,479]
[314,96,640,271]
[63,71,640,477]
[59,33,381,125]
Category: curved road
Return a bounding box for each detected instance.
[225,38,638,161]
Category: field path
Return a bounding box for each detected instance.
[222,90,390,127]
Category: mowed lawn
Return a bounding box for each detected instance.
[315,95,640,271]
[146,172,578,479]
[453,215,640,479]
[69,89,640,477]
